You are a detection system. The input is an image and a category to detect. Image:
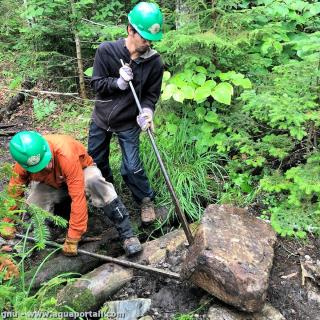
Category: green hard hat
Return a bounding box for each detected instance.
[128,2,163,41]
[9,131,52,173]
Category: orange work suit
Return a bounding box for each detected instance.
[9,135,94,239]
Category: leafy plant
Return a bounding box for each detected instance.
[51,102,91,142]
[162,65,252,106]
[260,152,320,237]
[33,98,57,122]
[0,164,74,317]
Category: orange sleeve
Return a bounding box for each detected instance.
[8,163,30,198]
[59,158,88,239]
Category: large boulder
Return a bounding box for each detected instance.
[181,204,277,312]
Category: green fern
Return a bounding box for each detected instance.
[27,204,67,250]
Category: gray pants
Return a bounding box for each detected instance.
[26,166,118,212]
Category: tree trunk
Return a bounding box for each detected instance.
[70,0,87,100]
[74,33,87,99]
[175,0,190,29]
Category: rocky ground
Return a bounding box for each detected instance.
[0,95,319,320]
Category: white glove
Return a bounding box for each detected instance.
[137,108,154,132]
[117,65,133,90]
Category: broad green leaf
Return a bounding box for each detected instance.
[203,80,216,89]
[195,106,206,120]
[161,84,177,100]
[212,132,228,152]
[204,111,219,124]
[194,86,211,102]
[199,132,216,147]
[231,78,252,89]
[200,122,215,133]
[195,66,207,74]
[195,140,209,154]
[212,82,234,105]
[173,91,184,103]
[163,71,171,81]
[219,71,238,81]
[182,69,194,80]
[181,86,195,100]
[192,73,206,86]
[84,67,93,77]
[171,73,187,87]
[207,64,216,73]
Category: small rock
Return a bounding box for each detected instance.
[126,288,135,295]
[104,298,151,320]
[139,316,153,320]
[160,242,166,249]
[169,266,180,273]
[167,255,180,266]
[207,303,285,320]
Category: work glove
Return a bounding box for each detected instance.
[117,65,133,90]
[0,218,16,240]
[0,255,19,280]
[137,108,154,132]
[62,236,80,257]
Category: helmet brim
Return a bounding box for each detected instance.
[138,29,163,41]
[22,140,52,173]
[137,30,163,41]
[130,21,163,41]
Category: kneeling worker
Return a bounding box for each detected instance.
[3,131,142,259]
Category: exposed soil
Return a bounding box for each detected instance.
[0,99,320,319]
[267,237,320,320]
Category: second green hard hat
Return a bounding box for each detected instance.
[128,2,163,41]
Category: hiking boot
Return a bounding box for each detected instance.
[123,236,142,256]
[141,197,156,224]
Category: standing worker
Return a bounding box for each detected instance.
[2,131,142,261]
[88,2,164,225]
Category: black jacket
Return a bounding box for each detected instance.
[90,38,164,132]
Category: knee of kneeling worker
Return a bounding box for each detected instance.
[85,169,102,190]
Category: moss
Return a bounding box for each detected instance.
[58,285,96,312]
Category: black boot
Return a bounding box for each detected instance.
[103,197,142,256]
